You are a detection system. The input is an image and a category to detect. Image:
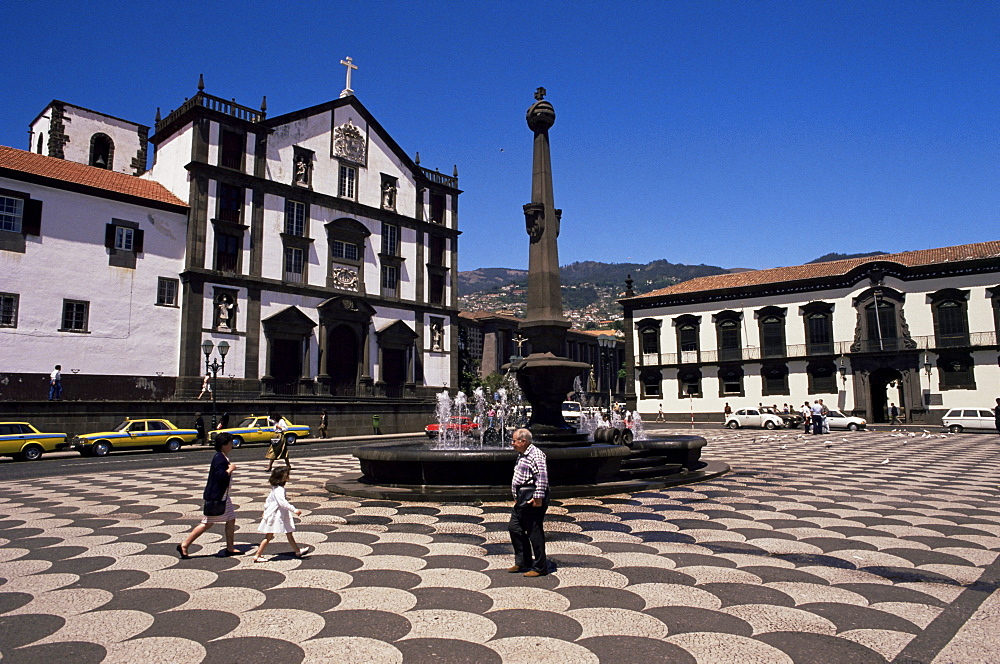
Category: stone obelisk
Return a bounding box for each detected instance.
[514,88,591,444]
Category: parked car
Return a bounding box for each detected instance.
[824,410,867,431]
[0,422,70,461]
[761,406,803,429]
[72,419,198,457]
[942,408,997,433]
[726,408,785,430]
[561,401,582,426]
[211,415,310,448]
[425,416,479,439]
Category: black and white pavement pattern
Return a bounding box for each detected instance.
[1,429,998,663]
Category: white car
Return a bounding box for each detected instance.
[726,409,785,430]
[942,408,997,433]
[561,401,582,426]
[824,410,867,431]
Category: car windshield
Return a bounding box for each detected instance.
[237,418,256,427]
[563,403,581,412]
[113,421,131,432]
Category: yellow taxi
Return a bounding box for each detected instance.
[210,415,311,448]
[0,422,69,461]
[72,419,199,457]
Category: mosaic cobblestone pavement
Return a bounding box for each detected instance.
[1,430,998,663]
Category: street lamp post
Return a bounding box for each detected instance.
[201,339,230,430]
[598,335,615,413]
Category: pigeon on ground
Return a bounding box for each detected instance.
[881,458,889,464]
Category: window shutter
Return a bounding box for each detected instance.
[22,199,42,235]
[105,223,116,248]
[133,228,145,253]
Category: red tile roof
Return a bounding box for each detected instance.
[458,310,522,322]
[625,241,1000,301]
[0,145,187,208]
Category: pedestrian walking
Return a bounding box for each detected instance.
[48,364,62,401]
[724,402,732,421]
[319,410,328,438]
[508,428,550,577]
[994,398,1000,438]
[801,402,811,431]
[177,432,239,558]
[194,412,207,445]
[266,412,291,472]
[889,403,901,425]
[656,404,664,422]
[253,467,308,562]
[217,412,230,430]
[197,373,211,400]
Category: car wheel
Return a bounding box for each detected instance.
[19,444,44,461]
[848,423,859,431]
[92,441,111,457]
[284,434,297,446]
[949,424,963,434]
[727,421,739,429]
[164,438,182,453]
[764,421,776,430]
[231,436,243,449]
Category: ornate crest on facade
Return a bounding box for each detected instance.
[333,119,366,164]
[331,267,359,291]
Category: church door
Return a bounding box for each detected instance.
[328,325,359,396]
[270,339,302,395]
[382,348,406,397]
[869,367,903,423]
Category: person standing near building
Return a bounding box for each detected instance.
[889,403,900,425]
[801,402,812,432]
[508,428,549,577]
[194,412,206,445]
[994,398,999,438]
[319,410,328,438]
[266,412,291,472]
[656,404,664,422]
[811,400,824,435]
[724,403,732,422]
[48,365,62,401]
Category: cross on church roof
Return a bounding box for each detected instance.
[534,87,546,101]
[340,57,358,98]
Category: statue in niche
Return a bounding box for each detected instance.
[431,322,443,352]
[216,294,235,330]
[294,155,309,184]
[381,181,396,210]
[333,119,366,164]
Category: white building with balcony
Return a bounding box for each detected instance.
[622,242,1000,424]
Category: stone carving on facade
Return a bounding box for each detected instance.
[294,155,309,184]
[333,119,366,164]
[381,180,397,211]
[215,293,235,330]
[330,267,359,291]
[430,322,444,352]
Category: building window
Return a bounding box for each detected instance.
[156,278,178,306]
[718,365,743,396]
[675,315,701,363]
[89,133,113,169]
[939,355,975,390]
[339,164,357,199]
[428,234,446,266]
[220,129,244,170]
[429,272,445,305]
[36,133,44,154]
[0,293,18,327]
[332,240,359,261]
[284,246,304,283]
[115,226,134,251]
[806,312,833,355]
[285,200,306,236]
[381,264,398,298]
[678,368,702,398]
[215,231,241,273]
[929,292,970,348]
[716,317,742,362]
[865,300,898,348]
[759,314,786,358]
[61,300,89,332]
[762,363,789,396]
[641,370,661,397]
[381,223,399,256]
[808,361,837,394]
[217,183,243,223]
[641,329,658,354]
[430,192,446,223]
[0,195,24,233]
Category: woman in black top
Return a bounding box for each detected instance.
[177,433,239,558]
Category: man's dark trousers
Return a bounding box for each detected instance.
[509,502,548,573]
[812,414,823,435]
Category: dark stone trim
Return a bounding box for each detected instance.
[249,188,265,277]
[151,105,273,146]
[186,175,209,269]
[245,285,262,380]
[47,102,68,159]
[177,277,205,377]
[0,167,188,214]
[132,125,149,176]
[88,133,115,170]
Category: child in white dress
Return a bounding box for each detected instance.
[253,467,305,562]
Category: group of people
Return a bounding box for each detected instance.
[802,399,830,435]
[177,424,553,577]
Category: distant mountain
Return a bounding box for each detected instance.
[807,251,888,264]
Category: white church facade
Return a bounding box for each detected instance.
[2,74,461,401]
[622,243,1000,425]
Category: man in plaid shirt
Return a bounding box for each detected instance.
[508,428,550,577]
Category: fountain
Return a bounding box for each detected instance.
[328,89,727,501]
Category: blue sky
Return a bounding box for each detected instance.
[1,1,996,273]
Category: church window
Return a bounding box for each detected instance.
[865,300,898,347]
[806,312,833,354]
[214,231,241,273]
[430,192,446,224]
[332,240,359,261]
[381,264,398,298]
[61,300,89,332]
[807,361,837,394]
[339,164,357,199]
[217,183,243,223]
[285,200,306,236]
[0,293,18,327]
[89,134,113,169]
[381,223,399,257]
[758,313,786,358]
[939,355,975,390]
[220,129,244,170]
[156,278,178,306]
[678,368,702,398]
[428,234,446,267]
[715,313,742,362]
[719,365,743,396]
[284,247,305,283]
[762,363,789,396]
[0,196,23,232]
[36,133,44,154]
[429,272,445,305]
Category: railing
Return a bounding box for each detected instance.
[156,92,265,134]
[636,330,998,367]
[419,167,458,188]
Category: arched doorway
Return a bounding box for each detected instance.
[869,367,903,423]
[328,325,359,395]
[270,339,302,394]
